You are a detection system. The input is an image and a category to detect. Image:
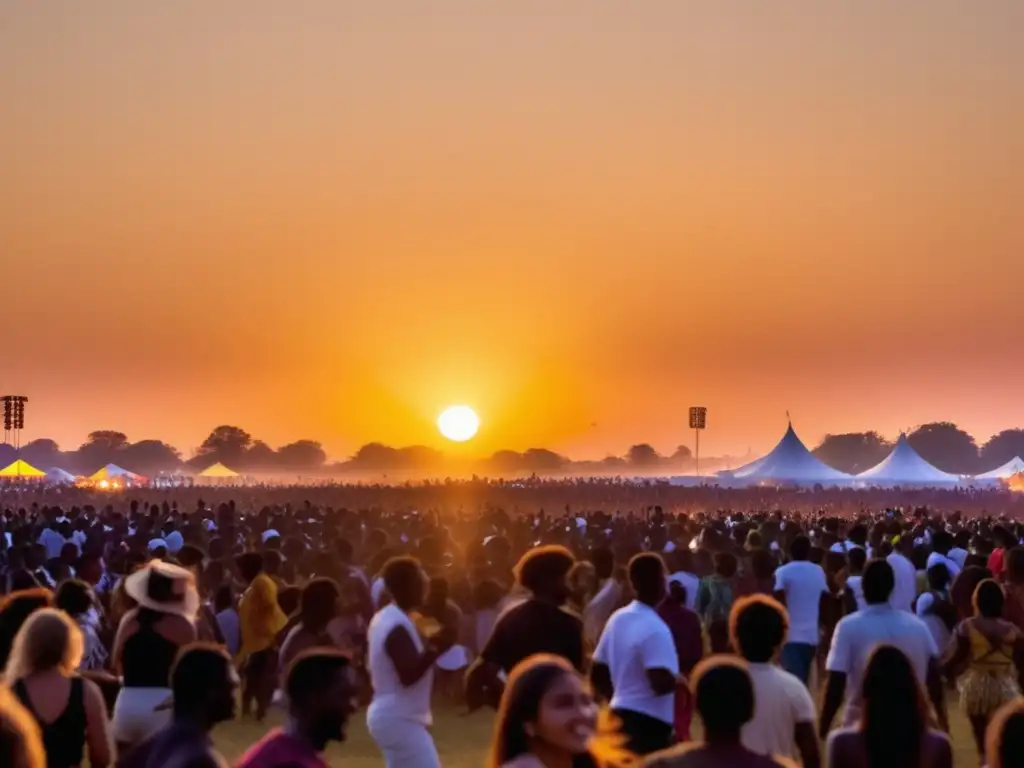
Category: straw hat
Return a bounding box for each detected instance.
[123,560,200,620]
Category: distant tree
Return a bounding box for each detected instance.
[121,440,181,475]
[627,444,662,468]
[521,448,568,472]
[195,425,253,467]
[600,455,627,468]
[276,440,327,469]
[19,439,63,469]
[487,450,525,474]
[343,443,443,471]
[814,432,893,474]
[242,440,277,470]
[0,443,16,467]
[907,422,979,474]
[980,429,1024,469]
[347,443,398,469]
[395,446,444,470]
[669,445,694,466]
[74,430,130,470]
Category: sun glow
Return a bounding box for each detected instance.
[437,405,480,442]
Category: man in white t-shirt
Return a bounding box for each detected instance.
[887,536,918,612]
[927,530,962,581]
[773,534,829,686]
[584,547,622,646]
[592,553,679,756]
[731,594,820,767]
[38,523,66,560]
[820,559,948,739]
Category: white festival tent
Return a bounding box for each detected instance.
[721,423,852,485]
[975,456,1024,481]
[856,433,961,485]
[45,467,77,484]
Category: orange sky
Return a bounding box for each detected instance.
[1,2,1021,461]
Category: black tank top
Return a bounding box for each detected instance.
[121,609,180,688]
[13,676,86,768]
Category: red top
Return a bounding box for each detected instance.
[235,729,329,768]
[989,548,1006,581]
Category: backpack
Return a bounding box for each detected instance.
[702,577,734,625]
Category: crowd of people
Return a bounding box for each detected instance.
[0,482,1023,767]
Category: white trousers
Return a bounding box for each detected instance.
[112,686,172,748]
[367,713,441,768]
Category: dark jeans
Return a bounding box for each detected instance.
[780,642,817,686]
[612,708,674,756]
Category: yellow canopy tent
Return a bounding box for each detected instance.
[198,462,240,479]
[0,459,46,478]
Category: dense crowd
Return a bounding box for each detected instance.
[0,483,1023,767]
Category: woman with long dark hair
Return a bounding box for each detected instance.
[826,645,952,768]
[490,654,626,768]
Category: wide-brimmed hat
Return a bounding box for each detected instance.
[123,560,200,619]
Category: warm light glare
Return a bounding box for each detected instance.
[437,406,480,442]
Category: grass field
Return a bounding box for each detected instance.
[211,693,984,767]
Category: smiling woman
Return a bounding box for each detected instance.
[437,406,480,443]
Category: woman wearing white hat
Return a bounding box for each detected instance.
[110,560,198,754]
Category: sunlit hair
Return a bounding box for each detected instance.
[729,594,789,662]
[513,546,575,595]
[986,699,1024,768]
[0,686,45,768]
[860,645,926,768]
[0,589,53,672]
[3,609,84,681]
[489,654,632,768]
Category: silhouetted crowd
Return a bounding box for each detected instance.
[1,485,1024,767]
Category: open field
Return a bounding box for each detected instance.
[211,693,983,768]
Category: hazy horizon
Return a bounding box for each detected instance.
[2,3,1021,460]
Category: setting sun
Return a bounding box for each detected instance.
[437,406,480,443]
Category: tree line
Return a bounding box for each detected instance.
[0,421,1021,477]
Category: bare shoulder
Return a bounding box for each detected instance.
[118,608,140,632]
[159,612,198,642]
[80,677,108,717]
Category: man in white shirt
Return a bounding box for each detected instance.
[773,534,829,685]
[927,530,962,580]
[592,553,679,756]
[887,535,918,612]
[820,559,948,739]
[732,595,820,768]
[666,547,700,612]
[38,523,66,560]
[584,547,622,647]
[948,530,971,570]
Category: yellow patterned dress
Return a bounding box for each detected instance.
[958,621,1022,716]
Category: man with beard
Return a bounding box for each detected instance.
[237,650,358,768]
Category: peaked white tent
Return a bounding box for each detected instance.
[975,457,1024,481]
[89,464,143,484]
[45,467,77,484]
[856,434,961,485]
[722,423,851,485]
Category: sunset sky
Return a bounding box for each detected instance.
[1,3,1021,461]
